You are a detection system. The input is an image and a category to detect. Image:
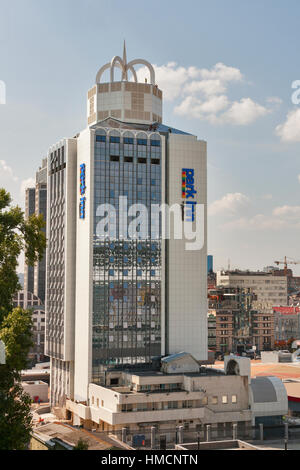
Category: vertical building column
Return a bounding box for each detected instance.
[206,425,211,442]
[151,427,156,449]
[259,423,264,441]
[232,423,238,440]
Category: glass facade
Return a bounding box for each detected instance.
[92,128,162,383]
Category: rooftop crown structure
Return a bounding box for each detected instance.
[87,42,163,126]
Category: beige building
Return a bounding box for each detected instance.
[65,354,287,444]
[217,271,288,310]
[67,353,252,440]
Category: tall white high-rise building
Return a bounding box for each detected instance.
[45,44,207,410]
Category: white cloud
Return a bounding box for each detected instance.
[175,95,229,121]
[216,203,300,232]
[0,159,18,182]
[219,98,269,125]
[0,159,36,207]
[266,96,283,105]
[276,109,300,142]
[198,62,243,82]
[222,214,287,231]
[20,178,35,199]
[138,61,270,126]
[273,205,300,219]
[136,62,194,101]
[209,192,250,216]
[183,79,226,97]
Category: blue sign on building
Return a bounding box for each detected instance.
[182,168,197,222]
[79,164,86,219]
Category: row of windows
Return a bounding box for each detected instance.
[108,269,156,277]
[90,394,238,411]
[96,135,161,146]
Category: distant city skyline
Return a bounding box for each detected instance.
[0,0,300,274]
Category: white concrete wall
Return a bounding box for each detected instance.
[261,351,279,363]
[22,381,48,402]
[249,376,288,425]
[74,128,94,402]
[167,134,207,360]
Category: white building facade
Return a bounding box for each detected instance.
[46,46,207,408]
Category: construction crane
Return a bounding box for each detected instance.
[274,256,300,276]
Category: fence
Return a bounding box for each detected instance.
[102,422,300,449]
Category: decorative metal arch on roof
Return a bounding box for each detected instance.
[95,41,155,85]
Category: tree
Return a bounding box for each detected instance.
[0,189,46,450]
[73,438,89,451]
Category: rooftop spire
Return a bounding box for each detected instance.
[122,40,128,81]
[95,43,156,85]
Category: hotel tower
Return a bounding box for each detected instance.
[45,44,207,409]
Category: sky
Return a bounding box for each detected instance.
[0,0,300,274]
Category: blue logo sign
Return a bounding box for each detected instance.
[182,168,197,222]
[80,164,86,219]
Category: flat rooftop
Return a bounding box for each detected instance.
[220,270,284,277]
[213,360,300,380]
[33,422,124,450]
[284,381,300,401]
[112,366,225,378]
[176,440,262,451]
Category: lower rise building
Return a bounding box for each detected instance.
[273,306,300,343]
[208,287,275,353]
[65,354,287,443]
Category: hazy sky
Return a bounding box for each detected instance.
[0,0,300,274]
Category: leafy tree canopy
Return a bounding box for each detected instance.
[0,189,46,450]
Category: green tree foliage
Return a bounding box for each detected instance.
[73,438,89,451]
[0,189,46,450]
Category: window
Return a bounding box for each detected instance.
[124,157,133,163]
[138,158,147,164]
[124,137,134,144]
[211,396,218,405]
[222,395,228,404]
[168,401,178,409]
[137,139,147,146]
[151,140,161,147]
[96,135,106,143]
[232,395,237,404]
[110,136,120,144]
[151,159,160,165]
[201,397,208,405]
